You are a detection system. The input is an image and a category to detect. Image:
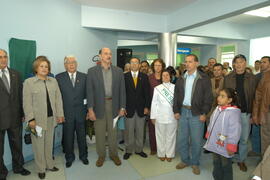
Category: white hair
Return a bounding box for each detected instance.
[64,55,77,63]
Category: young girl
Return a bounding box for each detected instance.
[204,88,241,180]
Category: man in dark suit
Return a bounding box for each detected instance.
[87,47,126,167]
[123,57,150,160]
[0,49,30,180]
[56,56,88,168]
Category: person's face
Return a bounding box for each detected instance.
[154,61,162,73]
[37,61,49,77]
[130,58,140,72]
[185,56,198,73]
[99,48,112,64]
[140,62,149,74]
[233,58,246,74]
[217,90,232,106]
[208,59,216,68]
[64,57,77,73]
[124,63,130,72]
[255,62,261,70]
[213,66,223,78]
[223,62,229,69]
[0,50,8,69]
[162,71,171,83]
[223,68,228,76]
[260,58,270,72]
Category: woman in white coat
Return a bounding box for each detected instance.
[150,70,177,162]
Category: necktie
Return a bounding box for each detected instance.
[71,73,75,87]
[132,73,137,88]
[1,69,10,93]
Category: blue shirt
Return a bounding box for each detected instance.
[183,70,197,106]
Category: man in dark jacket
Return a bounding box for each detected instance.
[123,57,150,160]
[173,54,213,175]
[223,54,256,172]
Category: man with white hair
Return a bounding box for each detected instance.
[56,55,88,168]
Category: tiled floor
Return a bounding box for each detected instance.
[7,140,260,180]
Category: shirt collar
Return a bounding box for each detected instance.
[131,71,138,77]
[184,70,197,78]
[68,71,77,77]
[1,67,8,73]
[33,75,51,82]
[218,105,238,111]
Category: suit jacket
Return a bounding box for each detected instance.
[0,68,23,130]
[86,65,126,119]
[173,71,213,116]
[124,72,150,118]
[23,76,64,130]
[56,71,87,122]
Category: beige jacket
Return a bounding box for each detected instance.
[253,145,270,179]
[23,76,64,130]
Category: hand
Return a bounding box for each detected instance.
[151,119,156,125]
[57,117,65,123]
[88,109,97,121]
[174,113,180,120]
[28,120,36,129]
[227,150,234,156]
[118,109,126,117]
[199,115,206,122]
[144,108,149,115]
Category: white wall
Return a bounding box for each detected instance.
[250,36,270,65]
[1,0,118,170]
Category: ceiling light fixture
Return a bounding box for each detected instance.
[244,6,270,18]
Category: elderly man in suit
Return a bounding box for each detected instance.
[87,47,126,167]
[56,56,88,168]
[0,49,30,180]
[123,57,150,160]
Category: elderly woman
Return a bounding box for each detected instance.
[150,70,177,162]
[23,56,64,179]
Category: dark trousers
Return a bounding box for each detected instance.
[63,118,87,163]
[0,126,24,179]
[213,153,233,180]
[148,118,157,153]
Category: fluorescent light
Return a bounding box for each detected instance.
[244,6,270,18]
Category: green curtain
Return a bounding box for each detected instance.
[9,38,36,81]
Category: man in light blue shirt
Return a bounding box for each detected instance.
[173,54,213,175]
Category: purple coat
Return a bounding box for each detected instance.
[204,106,241,158]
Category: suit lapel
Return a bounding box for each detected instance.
[0,77,9,94]
[64,71,74,89]
[128,72,136,90]
[136,72,142,90]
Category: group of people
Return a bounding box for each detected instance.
[1,47,270,180]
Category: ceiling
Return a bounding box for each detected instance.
[75,0,198,14]
[224,14,270,25]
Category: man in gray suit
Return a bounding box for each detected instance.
[87,47,126,167]
[0,49,30,180]
[56,56,88,168]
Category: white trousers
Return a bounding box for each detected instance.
[155,122,177,158]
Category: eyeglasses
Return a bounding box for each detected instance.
[0,56,8,59]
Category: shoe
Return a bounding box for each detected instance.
[150,151,157,155]
[47,167,59,172]
[123,153,132,160]
[166,158,172,162]
[110,156,122,166]
[82,159,89,165]
[14,168,31,176]
[176,162,189,169]
[96,157,105,167]
[192,165,200,175]
[248,151,261,157]
[159,157,166,161]
[237,162,247,172]
[38,173,46,179]
[135,152,147,158]
[66,162,72,168]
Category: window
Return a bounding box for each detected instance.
[218,44,236,67]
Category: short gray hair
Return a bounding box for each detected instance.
[64,55,76,63]
[0,49,8,55]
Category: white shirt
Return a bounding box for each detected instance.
[0,67,10,86]
[68,71,77,81]
[150,82,176,124]
[131,71,138,78]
